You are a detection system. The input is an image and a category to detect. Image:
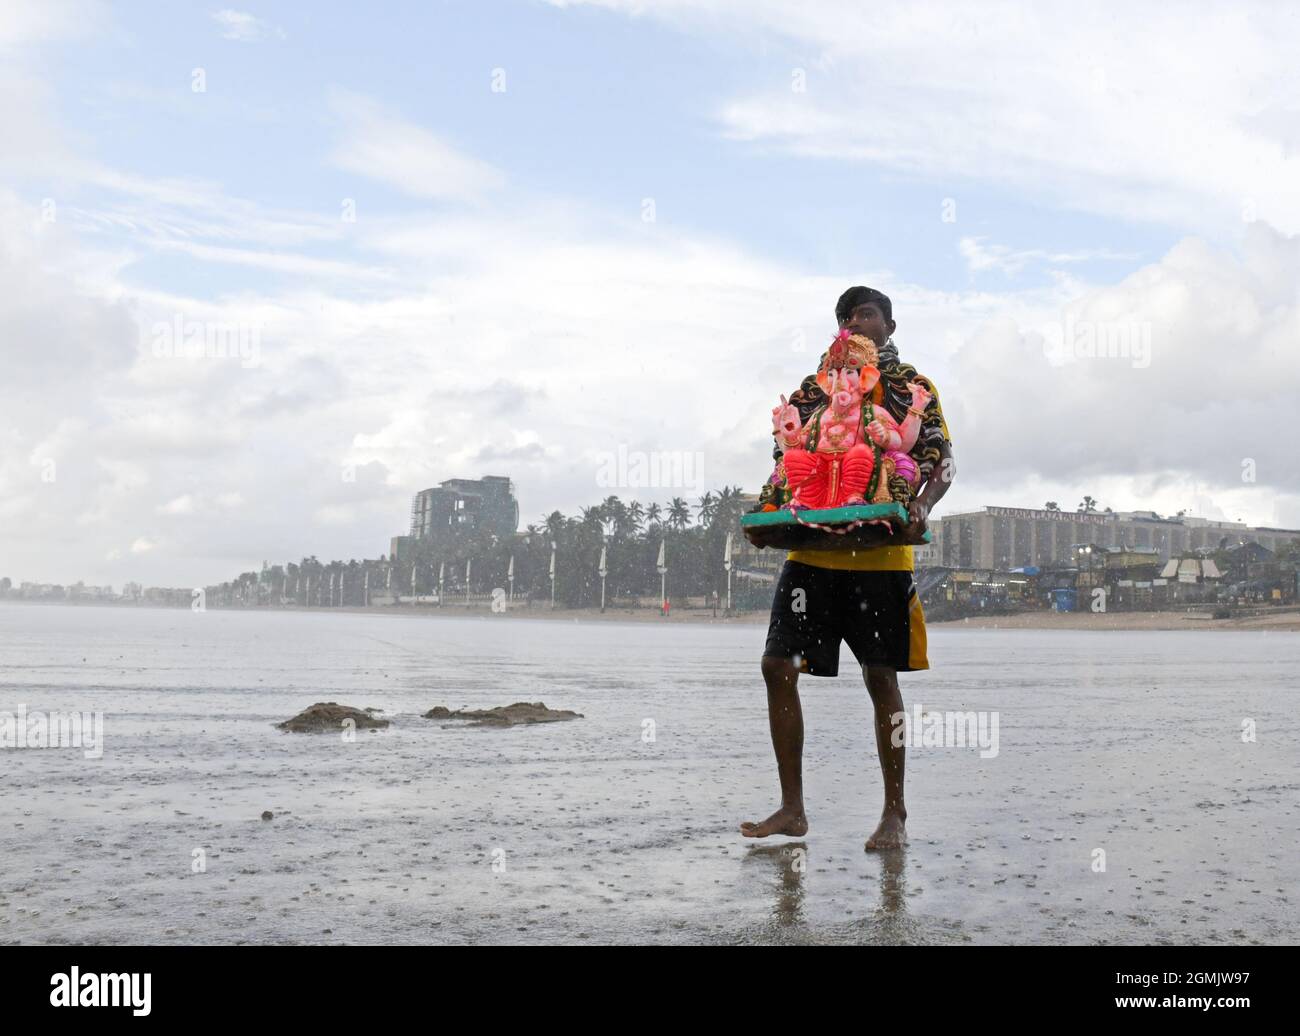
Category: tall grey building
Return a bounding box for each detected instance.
[410,476,519,540]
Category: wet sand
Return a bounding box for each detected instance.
[1,602,1295,945]
[232,602,1300,633]
[32,597,1300,632]
[938,609,1300,632]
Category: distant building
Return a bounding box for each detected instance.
[19,582,65,600]
[731,492,784,584]
[67,582,115,602]
[923,506,1300,570]
[1218,541,1276,583]
[389,535,416,564]
[393,476,520,560]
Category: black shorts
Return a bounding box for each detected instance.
[763,560,930,677]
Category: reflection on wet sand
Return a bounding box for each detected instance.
[744,842,808,927]
[742,840,914,942]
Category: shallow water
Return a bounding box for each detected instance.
[1,601,1295,945]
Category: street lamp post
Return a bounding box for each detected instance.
[599,520,615,613]
[656,539,667,617]
[598,545,607,612]
[723,531,733,614]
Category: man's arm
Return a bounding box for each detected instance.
[905,439,955,544]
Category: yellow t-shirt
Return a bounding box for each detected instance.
[789,542,916,571]
[788,380,950,573]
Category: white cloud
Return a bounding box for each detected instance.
[555,0,1300,237]
[158,495,195,515]
[146,238,395,282]
[211,9,284,42]
[8,161,1298,585]
[328,91,506,201]
[958,237,1135,278]
[0,2,105,174]
[0,0,107,49]
[938,223,1300,526]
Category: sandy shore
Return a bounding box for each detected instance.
[302,602,1300,632]
[17,598,1300,632]
[937,608,1300,632]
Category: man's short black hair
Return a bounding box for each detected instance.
[835,286,893,324]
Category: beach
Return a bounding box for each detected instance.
[1,600,1295,945]
[314,601,1300,633]
[48,597,1299,633]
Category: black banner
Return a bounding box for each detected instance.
[1,944,1289,1020]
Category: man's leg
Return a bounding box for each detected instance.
[740,655,809,837]
[863,664,908,849]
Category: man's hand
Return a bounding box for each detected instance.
[743,524,780,549]
[904,498,930,544]
[902,441,953,546]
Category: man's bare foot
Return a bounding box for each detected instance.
[740,806,808,838]
[864,809,907,850]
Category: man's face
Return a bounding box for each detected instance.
[838,302,896,348]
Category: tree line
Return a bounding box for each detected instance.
[202,487,759,610]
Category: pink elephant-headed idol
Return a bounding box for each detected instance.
[771,330,936,510]
[779,366,877,509]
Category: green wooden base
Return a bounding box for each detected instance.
[741,502,910,528]
[740,502,930,551]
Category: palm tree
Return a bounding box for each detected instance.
[645,502,663,529]
[627,501,645,535]
[715,485,745,524]
[602,495,625,516]
[696,491,717,528]
[602,496,632,538]
[668,497,691,530]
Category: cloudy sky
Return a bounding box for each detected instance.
[3,0,1299,586]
